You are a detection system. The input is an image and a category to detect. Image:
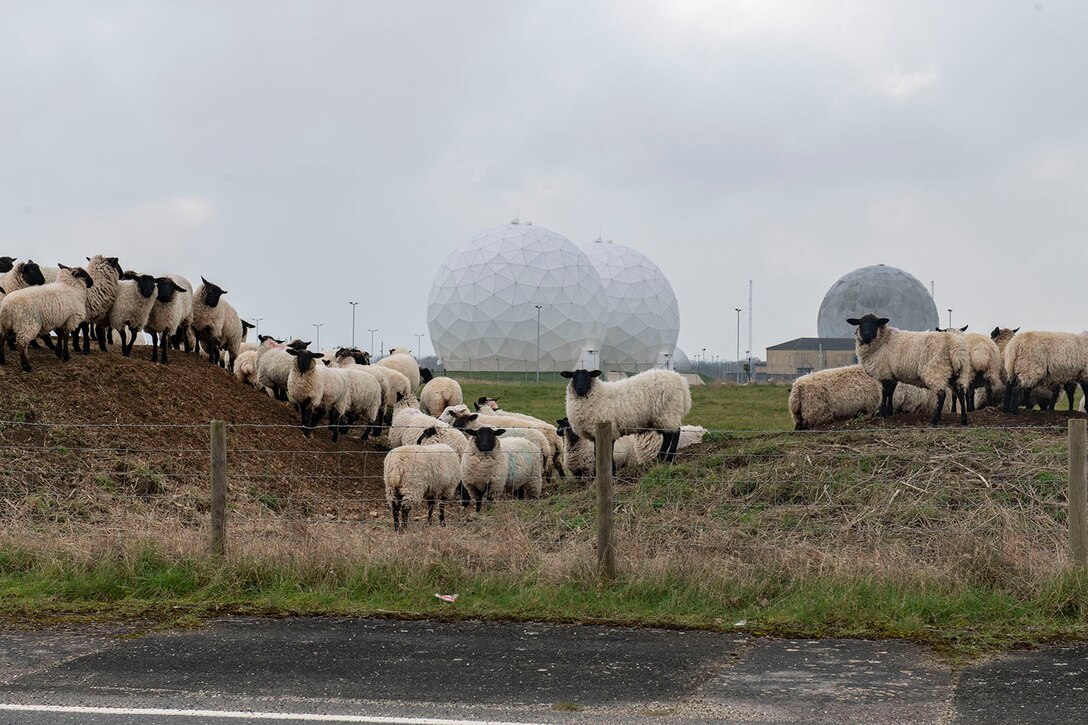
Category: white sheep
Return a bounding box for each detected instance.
[469,399,564,474]
[556,417,666,478]
[0,259,46,294]
[108,272,158,357]
[76,255,123,354]
[384,438,461,530]
[285,348,327,436]
[257,337,308,401]
[316,365,351,442]
[460,426,510,513]
[376,351,426,390]
[339,366,383,440]
[562,368,692,461]
[788,364,949,430]
[990,327,1060,411]
[192,277,240,368]
[441,406,554,482]
[0,265,93,372]
[419,376,464,417]
[678,425,707,449]
[847,314,970,425]
[336,350,411,424]
[936,326,1003,411]
[233,349,259,387]
[164,274,195,352]
[1003,331,1088,413]
[389,392,467,457]
[143,275,191,364]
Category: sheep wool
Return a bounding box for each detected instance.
[0,260,46,294]
[1003,331,1088,413]
[233,350,259,387]
[460,428,510,513]
[144,274,191,364]
[383,442,461,530]
[0,265,93,372]
[376,352,421,390]
[108,273,158,356]
[419,377,464,417]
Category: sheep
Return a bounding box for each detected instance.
[459,426,510,513]
[419,376,464,417]
[376,350,428,390]
[0,257,13,274]
[561,368,692,461]
[678,425,707,449]
[336,349,411,424]
[789,364,949,430]
[936,326,1003,411]
[0,265,93,372]
[233,349,259,387]
[990,327,1060,411]
[212,300,252,370]
[556,416,667,478]
[143,275,190,364]
[285,348,327,436]
[1002,331,1088,414]
[470,398,564,473]
[74,255,123,354]
[257,337,309,401]
[383,437,461,530]
[316,365,352,442]
[191,277,240,367]
[163,274,195,353]
[846,314,970,425]
[0,259,46,294]
[442,407,554,482]
[319,365,382,442]
[108,271,158,357]
[389,391,467,457]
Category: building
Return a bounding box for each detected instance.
[764,338,857,379]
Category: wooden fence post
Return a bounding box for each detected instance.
[595,420,616,581]
[1070,418,1088,567]
[210,419,228,558]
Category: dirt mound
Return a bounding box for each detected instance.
[0,346,388,504]
[814,406,1084,430]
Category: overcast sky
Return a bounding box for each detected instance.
[3,1,1086,360]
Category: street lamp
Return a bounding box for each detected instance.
[534,305,542,383]
[702,347,706,370]
[735,308,742,384]
[415,333,424,357]
[254,317,264,337]
[349,302,359,348]
[947,309,953,329]
[313,323,323,351]
[368,328,378,355]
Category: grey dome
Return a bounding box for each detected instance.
[818,264,938,338]
[670,347,692,373]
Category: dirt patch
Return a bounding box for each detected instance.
[816,406,1085,430]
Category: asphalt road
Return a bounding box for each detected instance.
[0,617,1085,723]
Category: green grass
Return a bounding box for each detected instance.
[451,378,793,431]
[1,546,1086,659]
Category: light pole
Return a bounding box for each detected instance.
[415,333,424,357]
[254,317,264,338]
[349,302,358,348]
[702,347,706,371]
[735,308,742,384]
[947,309,953,329]
[534,305,542,383]
[313,323,323,351]
[368,328,378,355]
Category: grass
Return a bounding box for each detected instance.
[1,383,1086,659]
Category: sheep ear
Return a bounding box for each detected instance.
[1013,327,1020,333]
[990,327,1000,338]
[476,396,488,405]
[242,320,256,330]
[201,276,209,285]
[877,318,889,327]
[959,325,968,332]
[0,286,5,294]
[172,281,186,292]
[463,429,478,437]
[846,318,860,326]
[86,257,91,262]
[468,413,478,422]
[314,352,324,359]
[286,348,299,356]
[57,263,70,270]
[560,371,573,378]
[495,428,506,436]
[934,327,942,332]
[590,370,602,378]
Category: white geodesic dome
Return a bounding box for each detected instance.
[584,240,680,372]
[670,347,692,372]
[427,223,608,372]
[817,264,938,338]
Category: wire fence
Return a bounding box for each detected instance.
[1,417,1086,580]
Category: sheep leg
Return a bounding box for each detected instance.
[668,428,681,461]
[299,402,312,437]
[965,383,976,413]
[426,499,435,524]
[60,330,71,361]
[1066,383,1078,412]
[150,332,159,363]
[53,331,65,359]
[0,335,5,365]
[880,380,897,417]
[957,387,968,425]
[931,389,946,425]
[656,432,671,461]
[1004,377,1018,413]
[399,504,409,530]
[40,334,55,351]
[17,341,31,373]
[390,500,401,531]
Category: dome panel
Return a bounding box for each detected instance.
[817,264,938,338]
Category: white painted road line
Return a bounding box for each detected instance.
[0,704,545,725]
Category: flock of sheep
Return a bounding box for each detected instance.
[0,255,707,530]
[789,314,1086,429]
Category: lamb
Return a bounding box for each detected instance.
[233,349,259,387]
[789,364,949,430]
[1002,331,1088,413]
[143,275,191,364]
[561,368,692,461]
[442,407,553,482]
[846,314,970,425]
[285,348,328,436]
[383,436,461,530]
[419,376,464,416]
[459,426,510,513]
[73,255,123,354]
[257,337,309,401]
[936,326,1003,411]
[388,392,467,457]
[376,350,431,390]
[108,271,159,357]
[0,265,93,372]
